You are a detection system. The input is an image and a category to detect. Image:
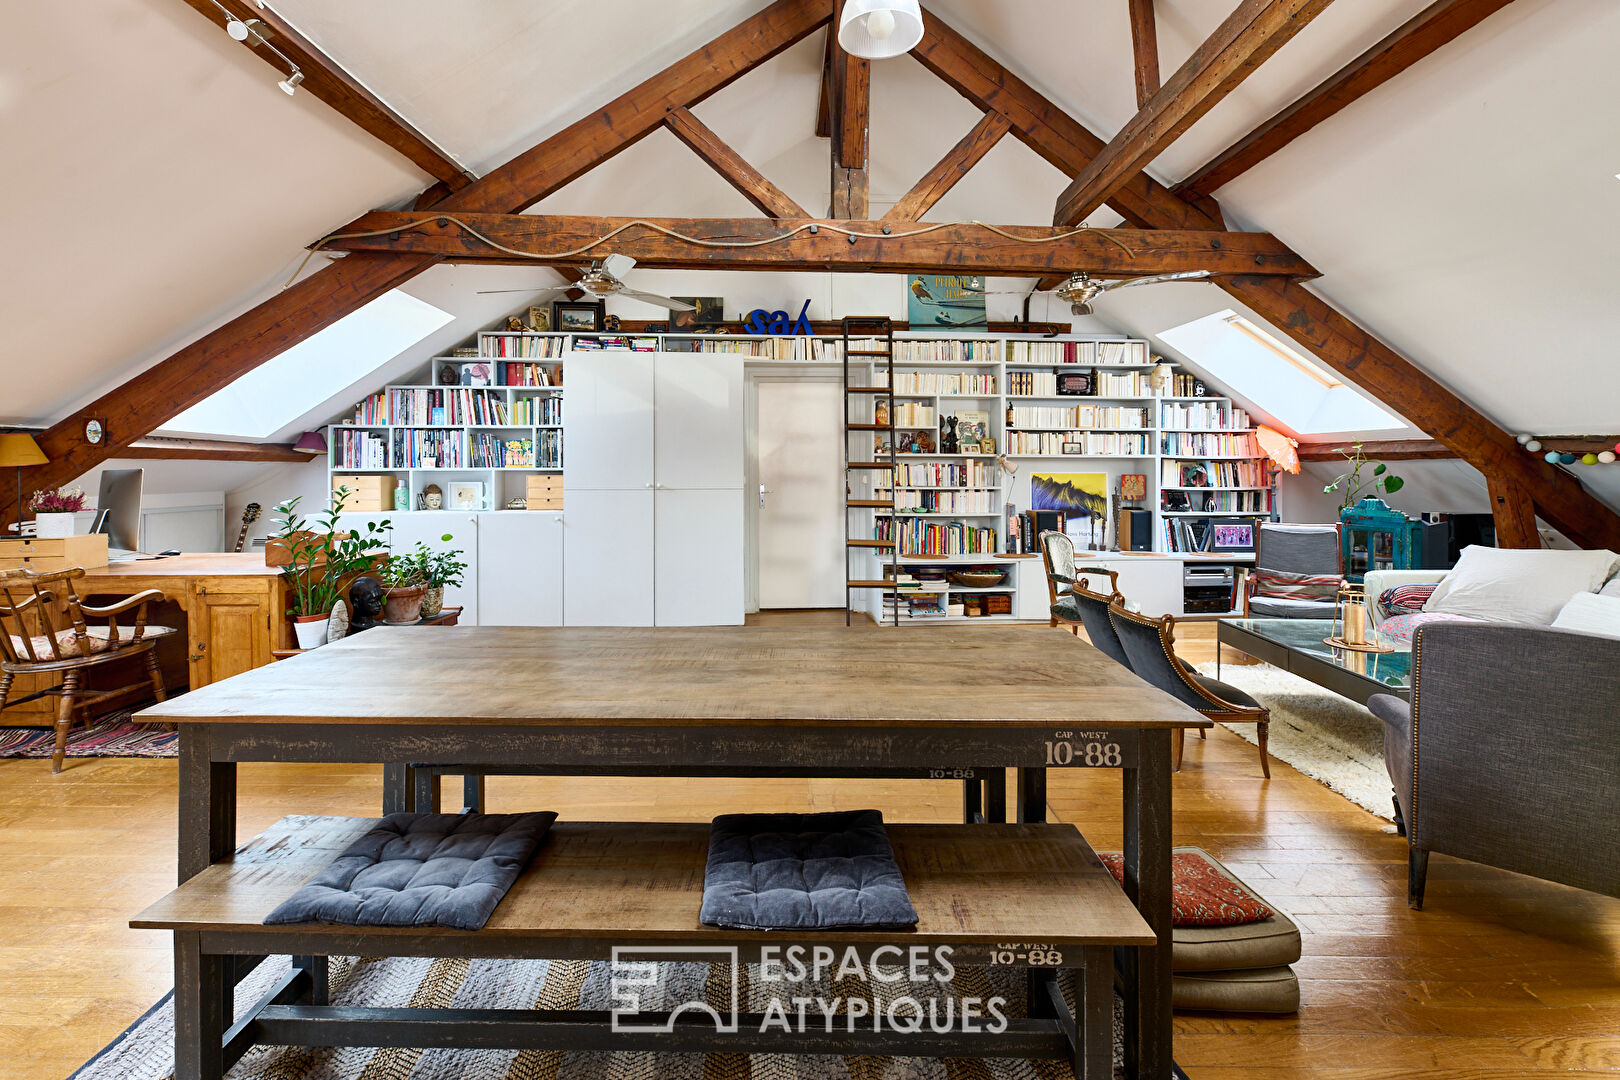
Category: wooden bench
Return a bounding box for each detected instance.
[135,814,1153,1080]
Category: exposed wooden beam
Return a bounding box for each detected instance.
[882,111,1011,222]
[1487,475,1541,548]
[1177,0,1518,198]
[1053,0,1335,226]
[1128,0,1162,107]
[4,0,831,522]
[816,27,835,139]
[177,0,471,190]
[663,107,809,218]
[829,0,870,217]
[1298,439,1454,462]
[320,211,1318,277]
[120,437,308,463]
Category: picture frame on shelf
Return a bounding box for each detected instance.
[1210,519,1256,552]
[449,482,487,511]
[1061,441,1083,455]
[554,300,605,332]
[526,306,550,332]
[458,363,493,387]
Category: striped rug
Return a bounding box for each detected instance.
[0,710,177,759]
[71,955,1128,1080]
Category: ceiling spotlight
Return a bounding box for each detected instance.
[226,17,250,40]
[278,70,303,95]
[838,0,923,59]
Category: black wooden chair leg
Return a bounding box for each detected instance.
[1391,791,1406,837]
[1408,848,1430,910]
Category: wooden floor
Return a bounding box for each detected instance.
[1,616,1615,1079]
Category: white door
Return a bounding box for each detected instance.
[563,352,655,491]
[655,488,744,626]
[756,380,846,609]
[387,512,481,623]
[563,489,655,626]
[478,512,563,626]
[654,353,744,489]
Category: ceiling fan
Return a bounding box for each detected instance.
[922,270,1210,316]
[476,253,696,310]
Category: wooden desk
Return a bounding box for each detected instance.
[140,625,1209,1080]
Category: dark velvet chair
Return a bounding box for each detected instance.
[1069,568,1130,668]
[1370,622,1620,910]
[1243,522,1344,619]
[1108,601,1271,776]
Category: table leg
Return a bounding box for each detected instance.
[414,769,443,813]
[178,726,235,883]
[1079,945,1113,1080]
[1122,728,1174,1080]
[173,932,227,1080]
[984,768,1007,823]
[293,954,329,1005]
[962,777,982,824]
[1016,767,1047,823]
[462,773,487,813]
[382,764,415,814]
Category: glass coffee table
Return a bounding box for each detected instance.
[1216,618,1412,705]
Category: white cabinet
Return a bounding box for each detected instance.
[563,352,655,491]
[478,512,563,626]
[563,489,656,626]
[655,488,744,626]
[654,353,745,489]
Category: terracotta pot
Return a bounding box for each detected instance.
[382,585,426,624]
[420,585,444,620]
[292,611,330,650]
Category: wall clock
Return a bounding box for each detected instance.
[84,418,105,445]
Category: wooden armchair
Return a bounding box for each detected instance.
[0,567,176,773]
[1038,530,1120,636]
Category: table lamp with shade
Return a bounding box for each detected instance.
[293,431,327,456]
[0,433,48,532]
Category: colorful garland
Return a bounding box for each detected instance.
[1516,434,1619,465]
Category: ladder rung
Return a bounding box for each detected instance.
[847,387,893,394]
[847,580,896,588]
[847,423,892,431]
[847,500,894,507]
[846,349,891,356]
[847,462,897,469]
[848,539,895,548]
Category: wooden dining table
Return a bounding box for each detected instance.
[139,624,1210,1080]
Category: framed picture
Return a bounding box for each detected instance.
[1056,370,1095,396]
[671,297,724,328]
[1210,519,1256,552]
[955,411,990,451]
[1061,441,1083,455]
[553,300,604,333]
[1120,473,1147,501]
[1178,461,1211,487]
[458,363,493,387]
[448,482,487,511]
[906,274,987,329]
[526,306,550,332]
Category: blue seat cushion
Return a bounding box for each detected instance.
[1249,596,1339,619]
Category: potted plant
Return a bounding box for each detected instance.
[1322,441,1405,511]
[378,546,430,624]
[419,533,468,619]
[29,487,87,539]
[271,489,391,649]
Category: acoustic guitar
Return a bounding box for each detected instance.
[233,502,262,554]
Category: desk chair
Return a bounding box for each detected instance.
[0,567,175,773]
[1108,600,1270,777]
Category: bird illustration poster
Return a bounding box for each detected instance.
[1032,473,1109,549]
[907,275,987,329]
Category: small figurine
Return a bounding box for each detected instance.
[325,599,350,643]
[419,484,443,510]
[506,496,528,510]
[348,577,385,635]
[506,316,526,332]
[940,416,958,454]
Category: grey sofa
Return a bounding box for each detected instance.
[1370,622,1620,909]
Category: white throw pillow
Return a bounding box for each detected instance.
[1422,545,1620,626]
[1601,576,1620,598]
[1550,592,1620,640]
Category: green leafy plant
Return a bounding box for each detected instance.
[425,533,467,589]
[1322,441,1405,511]
[271,489,392,617]
[378,546,430,589]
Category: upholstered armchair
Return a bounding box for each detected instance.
[1039,531,1118,636]
[1370,622,1620,909]
[1242,522,1344,619]
[0,567,176,772]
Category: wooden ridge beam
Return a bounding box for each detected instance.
[5,0,832,521]
[1053,0,1335,226]
[121,437,309,463]
[1297,439,1453,462]
[1129,0,1162,107]
[177,0,471,190]
[829,0,871,218]
[320,212,1318,277]
[663,107,808,218]
[883,111,1012,222]
[1177,0,1519,198]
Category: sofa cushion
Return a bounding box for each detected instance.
[1248,595,1338,619]
[1423,545,1620,626]
[1378,582,1438,616]
[1549,592,1620,641]
[6,623,176,660]
[1375,611,1482,647]
[1098,848,1274,927]
[1251,568,1340,601]
[1174,967,1299,1014]
[1193,675,1260,710]
[1176,916,1301,972]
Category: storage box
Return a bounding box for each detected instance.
[525,474,563,511]
[332,474,397,512]
[0,533,110,573]
[985,594,1012,616]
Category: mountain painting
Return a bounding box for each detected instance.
[1031,473,1108,519]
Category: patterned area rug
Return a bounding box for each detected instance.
[72,954,1128,1080]
[0,710,177,759]
[1196,661,1394,820]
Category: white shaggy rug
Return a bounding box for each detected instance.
[1196,661,1396,820]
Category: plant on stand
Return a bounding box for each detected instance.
[378,546,431,624]
[420,533,467,619]
[1322,441,1405,512]
[28,487,87,539]
[271,489,392,649]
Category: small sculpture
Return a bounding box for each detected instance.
[940,416,958,454]
[348,577,385,634]
[325,599,350,643]
[419,483,443,511]
[506,496,527,510]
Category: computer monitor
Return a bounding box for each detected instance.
[94,468,144,557]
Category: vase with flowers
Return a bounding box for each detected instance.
[29,487,87,538]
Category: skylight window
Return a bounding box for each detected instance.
[162,290,454,440]
[1158,310,1405,436]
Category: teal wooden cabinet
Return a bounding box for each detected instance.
[1340,497,1422,582]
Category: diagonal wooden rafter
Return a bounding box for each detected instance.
[1176,0,1519,199]
[6,0,831,522]
[177,0,472,190]
[120,437,309,463]
[829,0,870,218]
[882,111,1012,222]
[1128,0,1162,107]
[1297,440,1453,462]
[663,107,809,218]
[1053,0,1336,226]
[913,5,1620,550]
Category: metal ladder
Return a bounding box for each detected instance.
[841,316,899,626]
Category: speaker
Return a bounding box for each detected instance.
[1123,509,1153,551]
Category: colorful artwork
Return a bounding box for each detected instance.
[1032,473,1108,550]
[1120,473,1147,501]
[907,274,987,329]
[1212,523,1256,551]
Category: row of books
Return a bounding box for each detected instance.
[1160,402,1248,430]
[1164,490,1271,513]
[1005,370,1058,396]
[391,429,465,469]
[385,389,509,427]
[1169,372,1203,397]
[874,519,999,557]
[1004,508,1064,555]
[572,336,659,351]
[511,396,562,425]
[1004,431,1152,456]
[502,363,563,387]
[891,460,994,487]
[893,339,999,363]
[876,488,998,514]
[1008,405,1148,429]
[890,402,935,427]
[887,371,997,396]
[479,335,567,358]
[332,428,387,470]
[1160,432,1259,457]
[1095,371,1167,397]
[470,435,538,468]
[1161,459,1270,487]
[1164,519,1217,553]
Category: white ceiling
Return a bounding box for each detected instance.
[3,0,1616,511]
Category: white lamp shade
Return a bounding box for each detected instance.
[838,0,924,59]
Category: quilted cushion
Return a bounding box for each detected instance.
[6,623,175,660]
[1251,568,1341,601]
[1051,595,1081,622]
[1375,610,1481,647]
[1248,595,1338,619]
[1378,582,1438,616]
[1098,848,1274,927]
[701,809,918,930]
[264,812,556,931]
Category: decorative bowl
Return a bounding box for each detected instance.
[948,570,1007,589]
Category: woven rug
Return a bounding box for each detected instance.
[1196,661,1395,820]
[0,710,177,759]
[72,954,1132,1080]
